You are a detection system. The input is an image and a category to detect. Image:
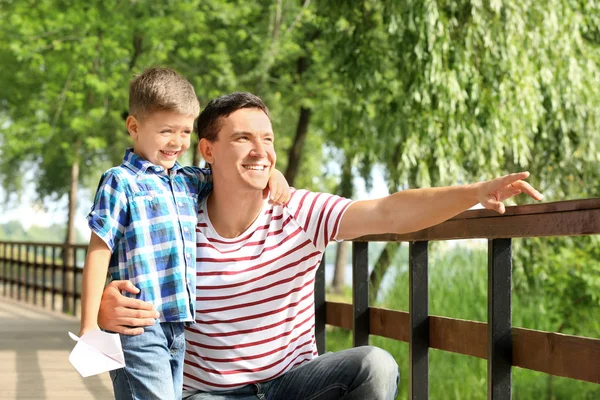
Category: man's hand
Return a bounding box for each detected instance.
[97,280,159,335]
[476,171,543,214]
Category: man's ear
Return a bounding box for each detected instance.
[199,138,214,164]
[126,116,139,139]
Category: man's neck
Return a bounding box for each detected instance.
[206,186,265,239]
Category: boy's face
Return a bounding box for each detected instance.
[126,110,195,171]
[202,107,276,192]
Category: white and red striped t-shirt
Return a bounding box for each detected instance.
[182,189,353,394]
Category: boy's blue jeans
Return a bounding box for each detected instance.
[110,321,186,400]
[182,346,399,400]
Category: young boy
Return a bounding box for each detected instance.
[79,68,289,400]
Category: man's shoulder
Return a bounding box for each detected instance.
[286,188,342,209]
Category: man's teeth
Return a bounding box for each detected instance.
[244,165,267,171]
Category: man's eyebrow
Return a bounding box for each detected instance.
[231,130,273,137]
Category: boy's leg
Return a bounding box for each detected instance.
[110,322,185,400]
[169,322,187,399]
[263,346,399,400]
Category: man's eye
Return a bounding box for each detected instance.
[161,130,172,134]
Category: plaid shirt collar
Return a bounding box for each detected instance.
[122,148,182,175]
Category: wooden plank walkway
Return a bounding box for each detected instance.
[0,295,114,399]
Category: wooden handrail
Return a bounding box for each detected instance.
[325,302,600,384]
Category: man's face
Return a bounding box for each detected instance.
[207,107,276,191]
[127,110,194,171]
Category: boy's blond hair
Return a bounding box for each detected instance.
[129,67,200,119]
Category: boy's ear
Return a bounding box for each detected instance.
[125,115,139,139]
[199,138,214,164]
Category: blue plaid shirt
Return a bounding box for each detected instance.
[88,149,212,322]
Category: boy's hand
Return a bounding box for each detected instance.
[265,169,291,205]
[78,325,100,338]
[476,171,543,214]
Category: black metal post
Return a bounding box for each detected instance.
[51,246,56,311]
[10,243,14,299]
[2,243,6,297]
[352,241,369,347]
[315,257,326,354]
[41,245,46,308]
[488,238,513,399]
[27,244,32,303]
[34,245,39,306]
[18,244,23,301]
[72,247,78,316]
[409,241,429,400]
[61,245,68,313]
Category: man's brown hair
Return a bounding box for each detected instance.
[196,92,270,142]
[129,67,200,119]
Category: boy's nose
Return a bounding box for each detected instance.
[169,136,181,147]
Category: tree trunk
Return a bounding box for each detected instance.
[369,242,399,304]
[63,141,79,314]
[331,241,351,294]
[331,153,354,293]
[284,55,311,186]
[285,106,311,185]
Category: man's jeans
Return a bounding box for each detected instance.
[183,346,399,400]
[110,321,186,400]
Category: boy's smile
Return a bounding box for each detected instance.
[127,110,195,171]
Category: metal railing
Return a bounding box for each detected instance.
[0,242,87,314]
[1,198,599,399]
[314,198,600,399]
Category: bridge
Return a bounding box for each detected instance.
[0,198,599,399]
[0,296,112,399]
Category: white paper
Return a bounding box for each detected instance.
[68,330,125,377]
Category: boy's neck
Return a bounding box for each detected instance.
[206,185,265,239]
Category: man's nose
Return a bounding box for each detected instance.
[250,140,267,157]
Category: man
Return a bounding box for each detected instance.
[98,92,543,400]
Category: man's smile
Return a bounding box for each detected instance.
[242,164,269,171]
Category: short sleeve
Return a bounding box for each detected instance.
[180,166,213,199]
[286,189,354,252]
[87,170,130,251]
[196,168,213,199]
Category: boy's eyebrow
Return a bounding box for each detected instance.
[161,123,193,129]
